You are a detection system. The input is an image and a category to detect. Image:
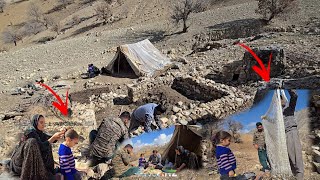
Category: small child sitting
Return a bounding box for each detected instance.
[58,129,81,180]
[138,153,147,168]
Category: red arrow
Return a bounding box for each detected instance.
[37,82,69,116]
[238,43,271,82]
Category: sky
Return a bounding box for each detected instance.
[122,126,175,151]
[229,89,310,133]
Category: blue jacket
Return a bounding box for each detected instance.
[215,145,237,175]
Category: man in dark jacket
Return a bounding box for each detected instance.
[281,89,304,179]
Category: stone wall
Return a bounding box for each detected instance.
[127,76,254,125]
[194,23,262,43]
[171,77,228,103]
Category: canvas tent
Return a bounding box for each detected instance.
[161,125,204,167]
[105,39,172,77]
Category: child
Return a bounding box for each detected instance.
[138,153,147,168]
[214,131,237,180]
[58,129,80,180]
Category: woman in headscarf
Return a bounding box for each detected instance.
[174,146,199,172]
[9,114,65,180]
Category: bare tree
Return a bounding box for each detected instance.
[28,4,55,30]
[43,15,55,29]
[171,0,205,33]
[58,0,74,9]
[52,21,62,35]
[225,119,243,143]
[71,15,81,25]
[2,28,23,46]
[95,3,112,25]
[24,20,44,35]
[29,3,43,23]
[255,0,298,23]
[0,0,6,13]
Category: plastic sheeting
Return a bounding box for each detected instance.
[262,90,292,176]
[106,39,172,77]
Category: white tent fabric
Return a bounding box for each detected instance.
[262,90,292,176]
[106,39,172,77]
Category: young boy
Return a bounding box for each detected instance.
[58,129,80,180]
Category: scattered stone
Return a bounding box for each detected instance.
[178,119,188,125]
[160,117,169,124]
[172,106,181,113]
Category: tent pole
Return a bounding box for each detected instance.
[175,125,180,166]
[118,53,120,74]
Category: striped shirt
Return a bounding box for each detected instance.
[58,144,77,180]
[215,145,237,175]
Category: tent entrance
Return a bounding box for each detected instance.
[162,126,203,168]
[112,52,138,78]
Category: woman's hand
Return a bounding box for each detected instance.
[228,170,235,177]
[48,131,65,143]
[59,126,72,133]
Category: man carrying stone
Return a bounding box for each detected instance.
[253,122,270,172]
[89,112,131,166]
[129,103,166,134]
[280,89,304,179]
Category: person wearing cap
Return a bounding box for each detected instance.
[253,122,270,172]
[129,103,166,134]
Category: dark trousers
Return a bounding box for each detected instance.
[88,130,112,167]
[258,149,270,171]
[89,130,98,144]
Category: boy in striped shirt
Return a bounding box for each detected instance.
[58,129,80,180]
[214,131,237,179]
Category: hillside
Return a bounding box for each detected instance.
[0,0,319,179]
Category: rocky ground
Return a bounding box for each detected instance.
[0,0,319,179]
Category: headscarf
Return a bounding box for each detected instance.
[31,114,44,131]
[176,146,185,154]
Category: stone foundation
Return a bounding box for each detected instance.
[171,77,228,103]
[127,76,254,124]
